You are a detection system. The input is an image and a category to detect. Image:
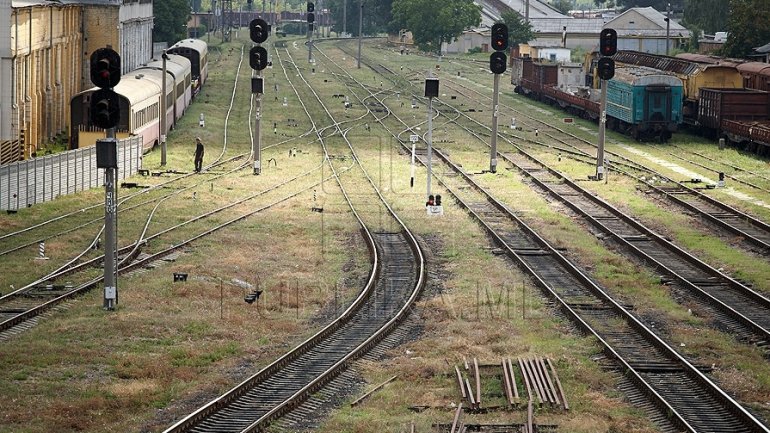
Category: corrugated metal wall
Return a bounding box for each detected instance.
[0,136,142,210]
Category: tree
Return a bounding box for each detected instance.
[154,0,192,43]
[501,11,534,46]
[683,0,728,34]
[722,0,770,58]
[549,0,573,14]
[326,0,394,36]
[391,0,481,54]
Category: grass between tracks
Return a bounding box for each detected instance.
[2,34,770,433]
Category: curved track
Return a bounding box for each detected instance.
[325,41,770,432]
[161,42,426,433]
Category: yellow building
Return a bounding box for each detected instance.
[0,0,151,163]
[4,1,85,160]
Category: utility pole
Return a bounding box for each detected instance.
[357,0,362,69]
[343,0,347,35]
[307,2,315,63]
[161,50,168,166]
[525,0,530,24]
[665,2,671,56]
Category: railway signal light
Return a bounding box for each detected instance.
[597,57,615,80]
[250,18,269,43]
[491,23,508,52]
[599,28,617,57]
[489,51,507,74]
[307,1,315,22]
[307,1,314,12]
[90,89,121,129]
[307,12,315,23]
[90,48,121,89]
[250,46,269,70]
[425,78,439,98]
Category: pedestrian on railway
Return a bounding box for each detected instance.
[194,137,205,172]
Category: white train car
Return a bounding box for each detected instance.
[142,54,192,122]
[71,70,169,151]
[70,40,204,151]
[168,39,209,96]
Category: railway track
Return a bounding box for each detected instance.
[0,45,328,339]
[437,76,770,255]
[0,166,327,339]
[321,41,770,432]
[160,41,426,432]
[419,90,770,349]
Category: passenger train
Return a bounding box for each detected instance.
[70,39,208,151]
[512,50,770,153]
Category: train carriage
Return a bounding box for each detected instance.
[737,62,770,93]
[70,70,171,151]
[142,54,193,122]
[610,51,743,122]
[605,67,683,141]
[167,39,209,96]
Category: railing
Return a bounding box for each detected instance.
[0,136,143,211]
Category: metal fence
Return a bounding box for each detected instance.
[0,136,143,210]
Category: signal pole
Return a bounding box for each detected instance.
[596,28,617,181]
[491,73,500,173]
[307,2,315,63]
[254,72,262,174]
[98,137,118,310]
[90,47,122,310]
[250,18,269,174]
[425,77,439,199]
[489,23,508,173]
[596,80,607,180]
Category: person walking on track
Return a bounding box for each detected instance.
[194,137,205,172]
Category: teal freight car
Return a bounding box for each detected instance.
[606,66,683,142]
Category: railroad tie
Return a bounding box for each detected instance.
[501,358,515,406]
[547,358,569,410]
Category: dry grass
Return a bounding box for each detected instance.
[2,34,769,433]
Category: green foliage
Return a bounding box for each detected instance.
[683,0,728,34]
[391,0,481,54]
[325,0,395,36]
[722,0,770,58]
[501,11,534,46]
[154,0,192,43]
[549,0,574,14]
[468,46,483,54]
[281,22,308,35]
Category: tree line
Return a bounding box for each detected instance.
[153,0,769,59]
